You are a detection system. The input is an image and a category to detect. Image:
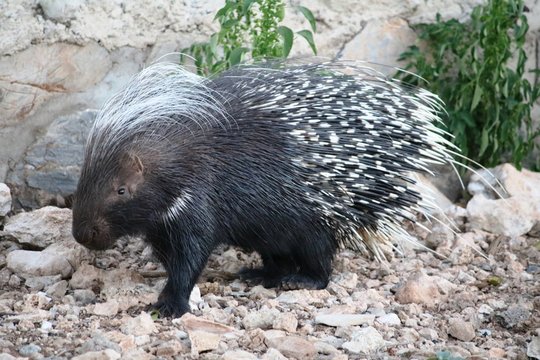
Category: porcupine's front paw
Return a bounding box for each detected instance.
[149,296,190,318]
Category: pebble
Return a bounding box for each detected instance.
[333,272,358,288]
[376,313,401,326]
[222,350,258,360]
[496,304,531,329]
[261,348,288,360]
[0,183,11,216]
[266,336,316,360]
[528,336,540,359]
[155,340,183,357]
[447,318,475,341]
[19,343,41,356]
[120,312,156,336]
[73,289,97,305]
[45,280,68,298]
[341,326,386,354]
[395,271,441,307]
[72,349,121,360]
[188,330,221,355]
[489,347,507,358]
[272,312,298,332]
[25,275,62,291]
[93,300,119,317]
[418,328,438,340]
[242,307,279,330]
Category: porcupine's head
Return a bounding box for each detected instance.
[72,62,226,250]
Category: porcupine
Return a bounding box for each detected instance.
[72,61,457,317]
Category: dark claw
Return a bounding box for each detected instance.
[148,298,190,318]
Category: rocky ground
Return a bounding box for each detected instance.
[0,164,539,360]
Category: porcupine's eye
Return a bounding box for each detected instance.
[117,186,127,196]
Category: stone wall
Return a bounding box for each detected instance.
[1,0,539,208]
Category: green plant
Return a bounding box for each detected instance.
[396,0,540,169]
[181,0,317,76]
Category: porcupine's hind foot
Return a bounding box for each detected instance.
[239,252,332,290]
[238,254,297,288]
[238,267,281,288]
[239,267,328,289]
[279,274,329,290]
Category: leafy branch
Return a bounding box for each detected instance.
[181,0,317,76]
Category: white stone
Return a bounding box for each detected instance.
[376,313,401,326]
[527,336,540,359]
[265,336,316,359]
[38,0,86,22]
[342,326,386,354]
[272,312,298,332]
[467,194,538,237]
[0,183,11,216]
[261,348,288,360]
[121,312,157,336]
[93,300,120,317]
[222,350,258,360]
[72,349,121,360]
[7,249,73,278]
[447,318,475,342]
[242,308,280,330]
[3,206,73,249]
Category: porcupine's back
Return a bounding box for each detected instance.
[210,62,455,258]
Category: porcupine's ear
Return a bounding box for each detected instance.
[117,152,145,194]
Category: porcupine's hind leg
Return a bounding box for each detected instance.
[238,253,297,288]
[278,227,336,290]
[239,226,336,290]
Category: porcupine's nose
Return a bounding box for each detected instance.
[72,218,115,250]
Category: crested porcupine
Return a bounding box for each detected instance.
[72,61,458,317]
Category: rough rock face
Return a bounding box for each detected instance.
[467,164,540,237]
[2,0,539,207]
[6,110,97,209]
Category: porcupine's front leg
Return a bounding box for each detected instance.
[147,228,213,318]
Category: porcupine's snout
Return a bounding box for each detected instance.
[72,212,114,251]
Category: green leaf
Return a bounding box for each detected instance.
[214,3,233,21]
[297,30,317,55]
[222,19,238,29]
[478,127,489,156]
[297,6,317,32]
[471,81,483,111]
[278,26,294,57]
[229,47,249,66]
[242,0,257,16]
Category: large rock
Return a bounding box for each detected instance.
[340,17,416,74]
[0,43,109,126]
[7,249,73,278]
[3,206,73,249]
[467,164,540,237]
[6,111,96,209]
